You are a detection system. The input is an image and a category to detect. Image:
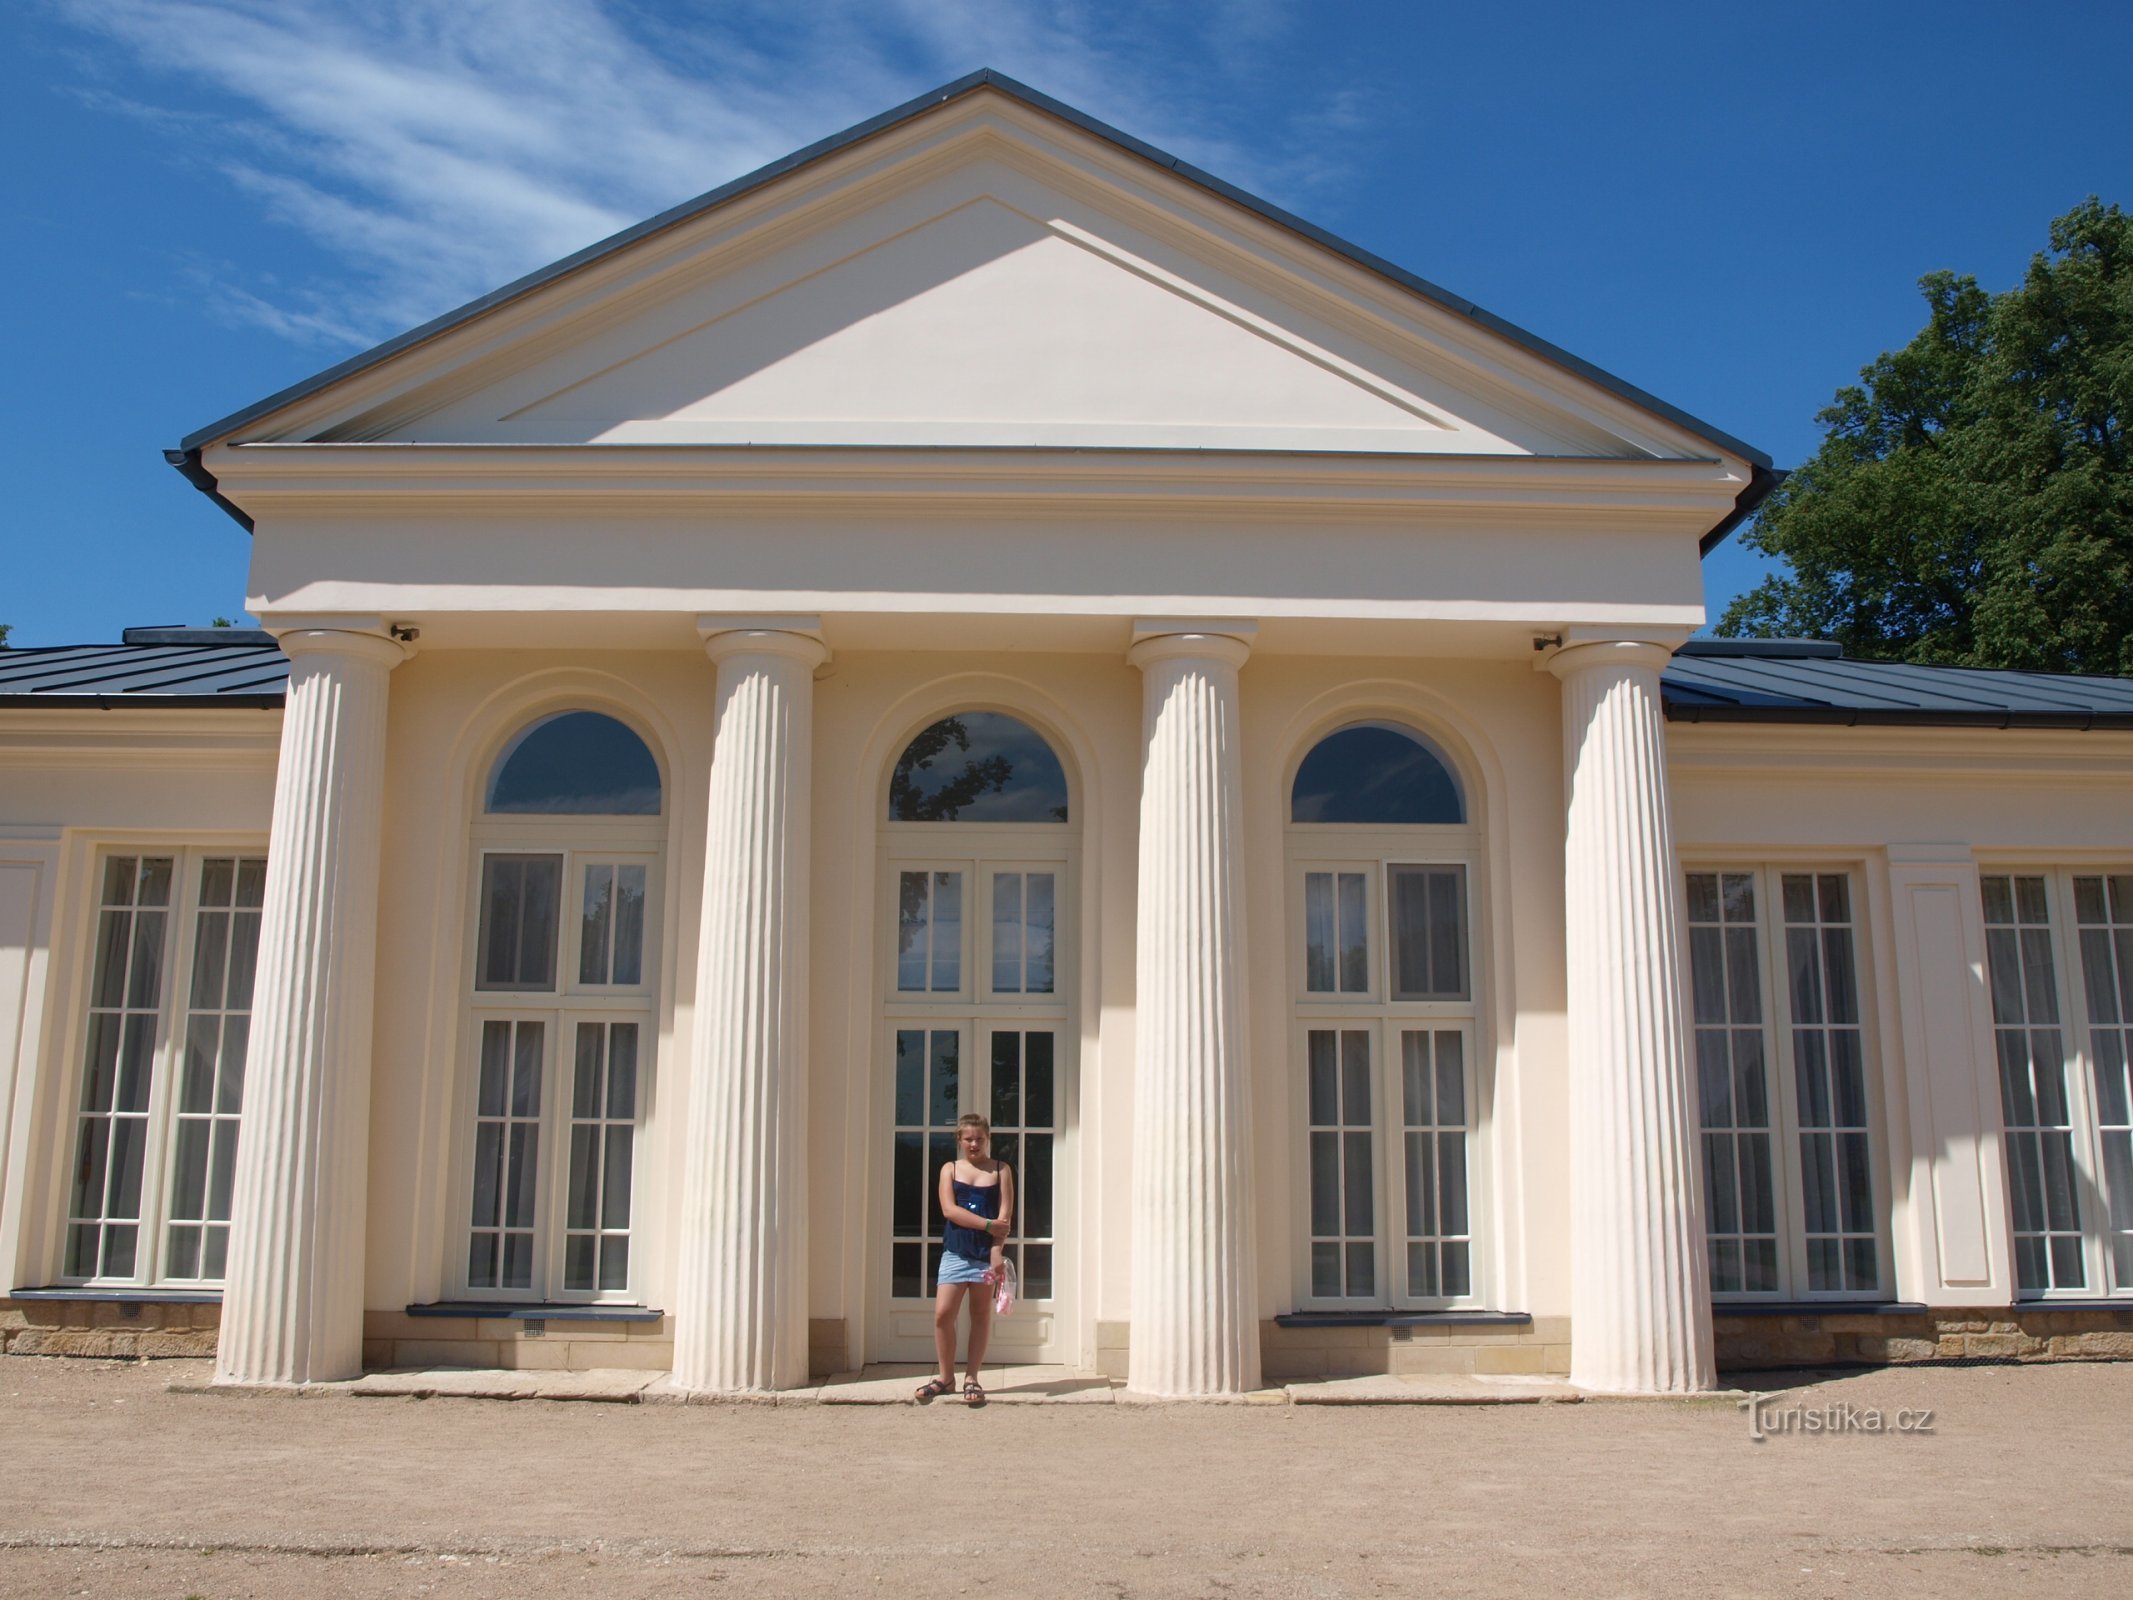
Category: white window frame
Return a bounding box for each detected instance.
[55,844,269,1290]
[1285,821,1488,1312]
[1978,864,2133,1301]
[450,812,664,1306]
[1681,863,1892,1304]
[876,823,1077,1316]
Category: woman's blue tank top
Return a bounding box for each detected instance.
[944,1172,1001,1263]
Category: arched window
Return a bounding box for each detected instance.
[1285,718,1480,1313]
[461,709,666,1306]
[876,708,1074,1363]
[1290,724,1463,826]
[887,711,1069,823]
[487,711,662,815]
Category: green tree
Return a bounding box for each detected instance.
[1722,199,2133,674]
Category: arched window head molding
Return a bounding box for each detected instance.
[486,710,663,816]
[1290,721,1467,826]
[886,709,1072,824]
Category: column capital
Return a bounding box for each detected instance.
[266,619,411,671]
[696,614,829,669]
[1127,619,1256,672]
[1542,627,1686,681]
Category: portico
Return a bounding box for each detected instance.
[11,73,2122,1399]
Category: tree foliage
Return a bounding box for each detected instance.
[1721,199,2133,673]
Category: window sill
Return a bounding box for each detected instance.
[1275,1310,1532,1329]
[405,1301,665,1323]
[2010,1297,2133,1312]
[1710,1301,1927,1318]
[10,1285,222,1305]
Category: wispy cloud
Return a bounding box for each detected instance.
[55,0,1366,350]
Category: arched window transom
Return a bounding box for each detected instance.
[1291,723,1464,825]
[888,712,1068,823]
[487,711,661,816]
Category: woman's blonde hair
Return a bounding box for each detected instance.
[956,1111,991,1135]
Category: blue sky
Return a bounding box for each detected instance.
[5,0,2129,645]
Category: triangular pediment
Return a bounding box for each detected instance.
[482,197,1473,451]
[207,80,1757,470]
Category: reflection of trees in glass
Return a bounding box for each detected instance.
[890,717,1013,821]
[888,712,1071,823]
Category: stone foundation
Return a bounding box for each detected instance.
[359,1310,673,1372]
[0,1297,220,1358]
[1262,1317,1572,1380]
[1714,1306,2133,1370]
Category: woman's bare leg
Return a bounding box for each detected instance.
[963,1293,994,1383]
[932,1284,966,1384]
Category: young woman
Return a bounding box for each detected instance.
[915,1111,1016,1406]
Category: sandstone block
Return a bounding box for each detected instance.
[393,1339,498,1369]
[1964,1332,2044,1359]
[1885,1337,1939,1362]
[134,1330,217,1358]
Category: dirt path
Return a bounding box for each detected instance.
[2,1358,2128,1597]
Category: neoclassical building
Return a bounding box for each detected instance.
[3,74,2130,1394]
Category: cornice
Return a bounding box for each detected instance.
[208,444,1745,524]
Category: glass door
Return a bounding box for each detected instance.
[875,853,1071,1362]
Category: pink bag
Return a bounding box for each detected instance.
[992,1257,1019,1316]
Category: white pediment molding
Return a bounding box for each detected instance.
[203,90,1754,478]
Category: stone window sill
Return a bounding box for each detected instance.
[10,1285,222,1305]
[405,1301,664,1323]
[1274,1310,1532,1329]
[1710,1301,1926,1319]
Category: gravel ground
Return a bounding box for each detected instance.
[1,1357,2129,1597]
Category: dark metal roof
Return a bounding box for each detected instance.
[171,70,1774,547]
[1664,641,2133,730]
[0,642,290,709]
[10,635,2133,733]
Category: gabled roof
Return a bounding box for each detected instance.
[14,635,2133,731]
[169,70,1776,547]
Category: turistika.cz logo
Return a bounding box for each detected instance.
[1739,1393,1936,1442]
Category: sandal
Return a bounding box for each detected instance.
[962,1379,986,1408]
[913,1376,954,1403]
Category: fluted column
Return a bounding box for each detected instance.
[673,618,827,1393]
[216,623,407,1386]
[1548,633,1714,1394]
[1127,624,1260,1397]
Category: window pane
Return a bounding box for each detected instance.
[932,872,962,991]
[896,872,930,991]
[1304,874,1336,992]
[1389,866,1468,1001]
[1290,724,1464,824]
[478,855,562,990]
[488,712,660,814]
[1337,874,1368,992]
[888,713,1069,822]
[991,1032,1022,1129]
[579,864,614,985]
[991,873,1023,993]
[613,865,646,985]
